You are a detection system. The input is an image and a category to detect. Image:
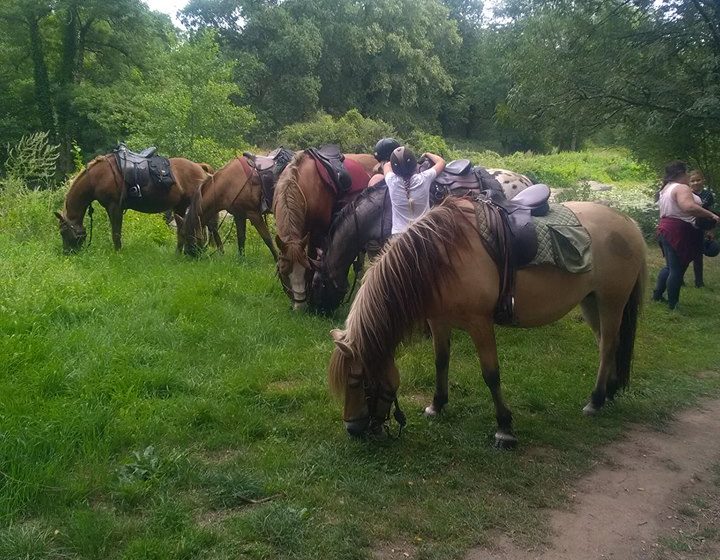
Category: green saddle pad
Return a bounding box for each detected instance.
[529,204,592,273]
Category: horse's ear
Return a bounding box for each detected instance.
[54,211,66,223]
[330,329,354,357]
[275,235,286,252]
[174,214,184,228]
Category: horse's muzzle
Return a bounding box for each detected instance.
[344,416,370,437]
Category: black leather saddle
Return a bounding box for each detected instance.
[425,159,505,203]
[306,145,352,193]
[473,183,551,324]
[114,143,173,199]
[243,147,295,212]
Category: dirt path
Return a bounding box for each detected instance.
[468,399,720,560]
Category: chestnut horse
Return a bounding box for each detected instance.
[179,156,277,260]
[273,151,378,309]
[54,154,218,253]
[329,197,646,447]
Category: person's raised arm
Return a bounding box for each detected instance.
[675,185,720,222]
[383,161,393,176]
[423,152,445,175]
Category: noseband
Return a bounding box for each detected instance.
[348,369,406,437]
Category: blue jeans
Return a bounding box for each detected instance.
[653,234,689,309]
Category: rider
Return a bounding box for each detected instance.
[383,146,445,235]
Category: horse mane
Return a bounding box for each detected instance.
[328,184,384,238]
[62,156,108,214]
[329,198,475,394]
[273,151,309,243]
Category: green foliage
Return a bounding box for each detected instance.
[407,130,450,158]
[3,131,59,189]
[125,31,255,167]
[277,109,396,152]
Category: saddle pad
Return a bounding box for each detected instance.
[529,204,592,273]
[314,157,370,197]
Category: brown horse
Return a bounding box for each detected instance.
[179,156,278,260]
[329,197,646,447]
[274,151,378,309]
[54,154,219,253]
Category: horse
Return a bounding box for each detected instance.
[310,169,534,314]
[54,154,219,253]
[179,156,278,260]
[273,151,379,309]
[328,197,646,448]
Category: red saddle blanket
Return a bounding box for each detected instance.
[313,157,370,198]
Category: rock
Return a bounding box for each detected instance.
[586,180,613,192]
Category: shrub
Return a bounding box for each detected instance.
[3,132,60,190]
[406,130,450,158]
[277,110,396,153]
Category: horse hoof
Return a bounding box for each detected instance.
[582,402,599,416]
[494,431,517,450]
[423,405,439,417]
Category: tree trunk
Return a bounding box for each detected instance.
[27,15,55,138]
[55,3,80,176]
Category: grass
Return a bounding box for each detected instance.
[1,177,720,559]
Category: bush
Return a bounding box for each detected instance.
[3,132,60,190]
[406,130,450,158]
[277,109,396,153]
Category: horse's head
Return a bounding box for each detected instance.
[310,248,348,315]
[275,234,312,310]
[54,211,86,253]
[328,329,401,438]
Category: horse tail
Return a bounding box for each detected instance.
[183,178,207,257]
[612,255,646,396]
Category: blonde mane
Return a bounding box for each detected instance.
[273,151,309,244]
[329,198,476,394]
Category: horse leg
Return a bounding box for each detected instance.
[468,324,516,449]
[248,211,278,261]
[582,298,624,415]
[424,321,451,417]
[233,212,248,257]
[107,203,123,250]
[580,293,601,343]
[208,215,224,253]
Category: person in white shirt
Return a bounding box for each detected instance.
[383,146,445,235]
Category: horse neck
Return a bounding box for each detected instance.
[326,192,385,283]
[65,171,94,224]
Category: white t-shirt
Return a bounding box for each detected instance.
[385,168,437,234]
[658,182,701,224]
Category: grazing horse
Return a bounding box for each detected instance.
[328,197,646,447]
[273,151,378,309]
[310,169,534,314]
[54,154,218,253]
[180,156,278,260]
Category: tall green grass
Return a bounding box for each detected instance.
[1,176,719,559]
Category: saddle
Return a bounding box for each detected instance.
[306,145,353,194]
[473,183,551,324]
[113,143,174,199]
[423,159,505,203]
[243,147,295,213]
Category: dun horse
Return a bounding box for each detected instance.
[55,154,218,253]
[180,156,277,260]
[311,169,534,313]
[329,197,646,447]
[273,151,378,309]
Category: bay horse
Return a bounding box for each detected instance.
[273,151,379,309]
[179,156,277,260]
[310,169,534,314]
[328,197,646,447]
[54,154,219,253]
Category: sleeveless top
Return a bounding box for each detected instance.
[658,183,701,224]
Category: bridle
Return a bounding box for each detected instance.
[348,367,406,437]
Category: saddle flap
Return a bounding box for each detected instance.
[444,159,472,175]
[254,156,276,171]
